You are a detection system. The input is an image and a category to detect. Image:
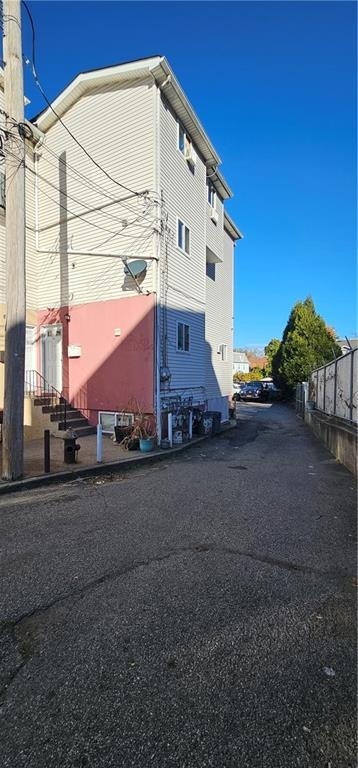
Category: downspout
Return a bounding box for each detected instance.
[153,80,162,444]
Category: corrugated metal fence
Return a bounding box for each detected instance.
[309,348,358,424]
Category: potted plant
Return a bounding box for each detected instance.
[120,404,156,453]
[136,413,156,453]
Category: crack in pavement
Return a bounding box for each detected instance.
[0,543,352,704]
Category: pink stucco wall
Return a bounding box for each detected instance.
[37,294,155,422]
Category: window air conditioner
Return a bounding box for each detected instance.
[210,207,218,224]
[185,143,197,167]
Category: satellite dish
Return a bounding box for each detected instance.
[124,259,147,279]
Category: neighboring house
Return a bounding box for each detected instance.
[336,338,358,355]
[233,351,249,375]
[0,56,242,438]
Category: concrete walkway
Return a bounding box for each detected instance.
[0,430,147,479]
[0,403,356,767]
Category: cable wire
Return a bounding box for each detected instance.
[22,0,146,198]
[25,161,158,235]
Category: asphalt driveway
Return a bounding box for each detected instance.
[0,403,356,767]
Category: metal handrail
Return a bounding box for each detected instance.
[62,384,90,421]
[25,369,67,430]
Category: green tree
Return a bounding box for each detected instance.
[264,338,281,375]
[272,297,341,390]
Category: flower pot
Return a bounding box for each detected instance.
[139,437,155,453]
[127,438,140,451]
[114,425,131,443]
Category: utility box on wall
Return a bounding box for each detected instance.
[68,345,82,358]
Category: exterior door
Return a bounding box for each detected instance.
[41,325,63,392]
[25,326,36,392]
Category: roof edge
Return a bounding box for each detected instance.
[224,211,243,241]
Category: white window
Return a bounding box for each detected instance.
[218,344,228,362]
[177,122,196,167]
[177,322,190,352]
[98,411,134,434]
[99,411,117,434]
[177,218,190,255]
[207,180,216,209]
[178,123,185,154]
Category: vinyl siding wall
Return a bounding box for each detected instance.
[159,93,207,392]
[206,193,224,262]
[36,78,157,310]
[205,229,234,418]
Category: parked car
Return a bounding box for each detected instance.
[263,382,283,400]
[239,382,266,401]
[232,381,247,401]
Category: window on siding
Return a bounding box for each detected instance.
[0,172,5,209]
[177,219,190,255]
[219,344,228,362]
[207,180,216,208]
[206,262,216,281]
[178,123,185,154]
[177,322,190,352]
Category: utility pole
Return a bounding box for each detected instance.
[2,0,26,480]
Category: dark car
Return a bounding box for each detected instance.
[232,381,247,400]
[239,382,266,401]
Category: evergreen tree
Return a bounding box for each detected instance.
[272,297,341,389]
[264,338,281,375]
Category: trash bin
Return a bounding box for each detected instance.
[63,432,80,464]
[199,412,213,435]
[207,411,221,435]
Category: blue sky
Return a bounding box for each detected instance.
[22,1,357,348]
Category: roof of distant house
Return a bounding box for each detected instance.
[337,338,358,351]
[233,351,249,364]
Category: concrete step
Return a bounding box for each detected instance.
[50,409,82,422]
[42,403,75,414]
[69,425,97,437]
[57,417,89,430]
[34,397,54,407]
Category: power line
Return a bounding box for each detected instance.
[25,161,158,236]
[4,127,161,224]
[40,141,161,209]
[21,0,147,199]
[40,141,139,206]
[4,143,159,249]
[26,170,139,237]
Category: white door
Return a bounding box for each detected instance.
[25,326,36,392]
[41,325,63,392]
[25,326,35,371]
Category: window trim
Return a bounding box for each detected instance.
[177,121,196,167]
[207,180,216,210]
[98,411,134,434]
[176,321,190,353]
[177,122,185,155]
[218,343,228,362]
[176,217,190,257]
[206,261,216,281]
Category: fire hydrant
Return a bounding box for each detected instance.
[63,430,80,464]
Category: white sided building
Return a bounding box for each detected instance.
[0,56,242,438]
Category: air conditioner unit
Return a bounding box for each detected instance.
[210,207,218,224]
[185,143,197,167]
